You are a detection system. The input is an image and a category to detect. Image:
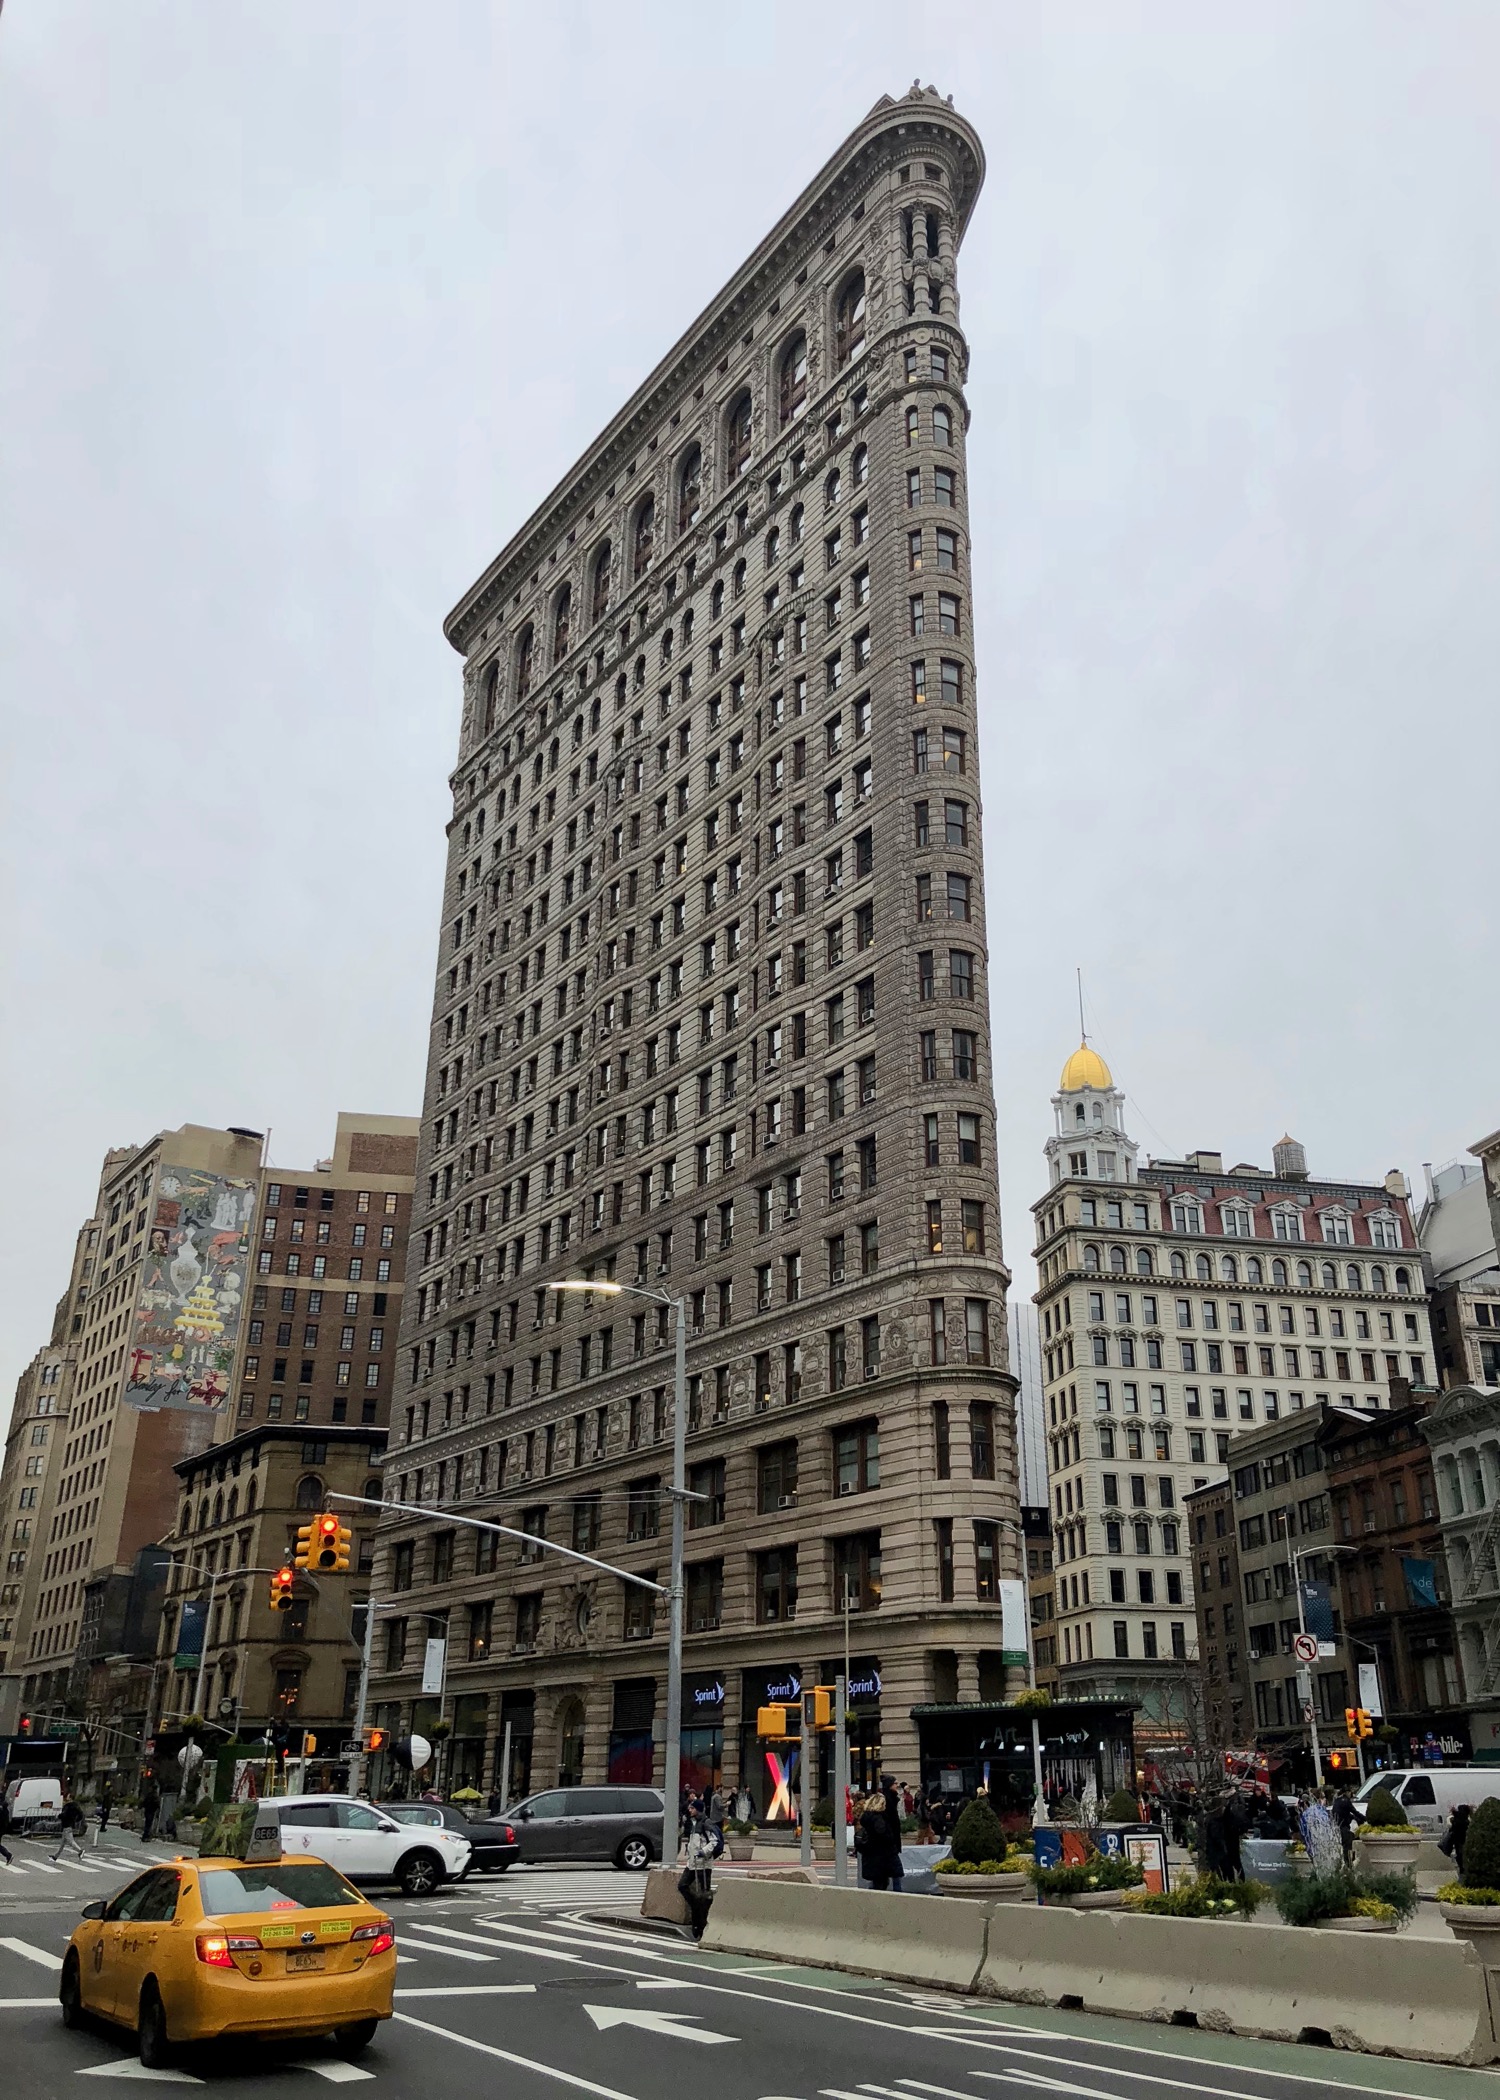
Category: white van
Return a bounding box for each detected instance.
[4,1776,63,1831]
[1352,1766,1500,1837]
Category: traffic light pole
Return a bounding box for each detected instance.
[347,1591,377,1799]
[798,1694,811,1871]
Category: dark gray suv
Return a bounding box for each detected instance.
[508,1785,663,1869]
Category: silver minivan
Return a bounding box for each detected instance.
[507,1786,663,1869]
[1352,1767,1500,1836]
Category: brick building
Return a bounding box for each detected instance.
[1185,1476,1246,1751]
[370,87,1026,1810]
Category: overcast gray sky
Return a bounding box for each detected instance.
[3,1,1497,1405]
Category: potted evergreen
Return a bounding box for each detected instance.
[810,1797,836,1862]
[1029,1852,1145,1908]
[1356,1784,1422,1873]
[1439,1797,1500,1962]
[933,1797,1030,1901]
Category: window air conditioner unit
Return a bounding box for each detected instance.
[838,1481,854,1495]
[778,1494,798,1510]
[657,1263,670,1276]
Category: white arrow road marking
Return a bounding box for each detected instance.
[284,2062,375,2083]
[0,1936,63,1969]
[583,2005,735,2045]
[75,2065,204,2084]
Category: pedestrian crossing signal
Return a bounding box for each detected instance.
[365,1727,387,1754]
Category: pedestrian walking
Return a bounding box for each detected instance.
[1330,1787,1356,1867]
[53,1788,87,1862]
[0,1792,12,1868]
[487,1787,504,1818]
[1440,1803,1472,1875]
[93,1780,114,1846]
[857,1791,901,1891]
[677,1808,718,1939]
[881,1775,906,1892]
[139,1779,160,1845]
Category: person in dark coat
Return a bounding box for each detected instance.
[140,1779,160,1844]
[858,1791,900,1891]
[1330,1787,1356,1866]
[880,1776,905,1892]
[1441,1803,1472,1875]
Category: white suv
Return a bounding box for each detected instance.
[249,1793,471,1896]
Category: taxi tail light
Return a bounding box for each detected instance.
[195,1933,260,1967]
[353,1919,395,1956]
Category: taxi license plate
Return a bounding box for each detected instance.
[286,1951,325,1974]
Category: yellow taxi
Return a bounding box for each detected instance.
[61,1854,396,2067]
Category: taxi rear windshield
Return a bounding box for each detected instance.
[198,1864,356,1914]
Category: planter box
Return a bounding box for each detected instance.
[1317,1914,1397,1933]
[1440,1904,1500,1965]
[1041,1887,1127,1910]
[934,1872,1030,1902]
[1358,1830,1421,1872]
[725,1837,755,1862]
[811,1834,836,1862]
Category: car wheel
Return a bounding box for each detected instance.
[137,1983,172,2069]
[616,1835,652,1871]
[398,1849,443,1897]
[492,1860,510,1873]
[59,1953,85,2030]
[333,2018,379,2058]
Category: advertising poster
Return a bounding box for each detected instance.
[127,1165,255,1412]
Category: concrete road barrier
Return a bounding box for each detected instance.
[701,1875,1500,2065]
[641,1866,690,1925]
[701,1875,987,1991]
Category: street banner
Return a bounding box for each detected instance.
[1358,1661,1384,1717]
[998,1578,1029,1666]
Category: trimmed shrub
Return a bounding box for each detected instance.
[948,1796,1009,1866]
[1124,1876,1267,1919]
[1361,1786,1409,1830]
[1274,1865,1418,1929]
[1102,1788,1140,1825]
[1030,1855,1144,1896]
[1463,1799,1500,1891]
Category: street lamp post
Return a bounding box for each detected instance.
[550,1279,688,1860]
[1001,1518,1046,1807]
[1290,1542,1356,1787]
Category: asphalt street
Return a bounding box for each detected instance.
[0,1848,1495,2100]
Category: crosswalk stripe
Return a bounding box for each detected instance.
[0,1936,64,1970]
[397,1937,498,1964]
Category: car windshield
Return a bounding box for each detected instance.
[197,1864,358,1914]
[384,1805,441,1825]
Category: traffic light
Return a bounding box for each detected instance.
[1328,1748,1356,1772]
[301,1732,318,1758]
[757,1704,789,1737]
[365,1727,387,1754]
[269,1566,295,1613]
[1357,1709,1374,1740]
[311,1512,350,1572]
[805,1686,832,1730]
[1345,1707,1359,1741]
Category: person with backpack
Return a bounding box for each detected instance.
[53,1785,87,1862]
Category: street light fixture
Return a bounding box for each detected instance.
[550,1276,687,1858]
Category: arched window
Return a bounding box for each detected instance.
[364,1476,381,1503]
[180,1501,192,1535]
[1395,1266,1412,1293]
[1296,1261,1313,1288]
[552,586,571,663]
[1220,1254,1238,1282]
[226,1486,238,1521]
[779,334,808,426]
[212,1491,224,1526]
[765,525,781,566]
[732,558,746,599]
[1135,1247,1153,1276]
[632,497,655,580]
[726,393,753,480]
[933,405,953,447]
[1321,1262,1338,1288]
[197,1498,210,1531]
[789,503,804,546]
[1109,1246,1126,1273]
[1169,1252,1187,1279]
[246,1477,258,1514]
[295,1474,324,1511]
[852,443,869,486]
[835,270,866,365]
[1083,1244,1101,1274]
[1247,1256,1263,1284]
[591,543,612,623]
[1195,1254,1211,1281]
[905,405,919,447]
[480,659,499,734]
[1371,1265,1387,1292]
[1272,1259,1288,1287]
[677,446,702,534]
[1346,1264,1362,1290]
[825,467,841,509]
[515,624,535,700]
[710,579,724,620]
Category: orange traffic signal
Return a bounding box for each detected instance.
[269,1566,295,1613]
[312,1512,350,1572]
[1345,1707,1359,1741]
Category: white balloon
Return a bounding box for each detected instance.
[408,1733,432,1771]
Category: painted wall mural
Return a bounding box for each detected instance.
[127,1165,255,1412]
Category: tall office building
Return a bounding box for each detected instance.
[1032,1042,1434,1746]
[371,88,1023,1807]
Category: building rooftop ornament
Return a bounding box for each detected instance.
[1059,1042,1113,1093]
